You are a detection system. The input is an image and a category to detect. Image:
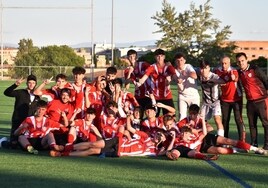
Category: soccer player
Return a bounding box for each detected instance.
[67,108,102,144]
[103,66,118,98]
[177,104,214,135]
[198,60,226,136]
[50,126,167,157]
[236,52,268,149]
[46,88,75,124]
[173,52,200,120]
[99,101,127,139]
[14,100,65,154]
[176,124,267,156]
[124,49,152,118]
[71,66,95,119]
[110,78,139,116]
[214,56,246,141]
[85,75,107,131]
[141,103,175,137]
[136,49,176,116]
[3,74,40,148]
[33,73,73,102]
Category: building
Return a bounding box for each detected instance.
[1,47,18,65]
[74,48,93,67]
[232,41,268,61]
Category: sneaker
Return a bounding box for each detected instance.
[27,146,38,155]
[50,150,61,157]
[99,152,106,159]
[204,154,219,161]
[255,148,268,155]
[232,147,249,153]
[0,137,8,148]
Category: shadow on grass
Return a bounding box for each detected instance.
[0,148,268,188]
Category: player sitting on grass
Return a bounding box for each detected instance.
[14,100,65,154]
[50,121,171,158]
[162,114,219,161]
[173,104,267,156]
[67,107,103,144]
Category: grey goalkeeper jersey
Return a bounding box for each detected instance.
[199,72,225,104]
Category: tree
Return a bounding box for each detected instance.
[249,56,267,67]
[152,0,236,66]
[13,39,85,79]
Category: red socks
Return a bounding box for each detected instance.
[194,153,206,159]
[236,141,251,150]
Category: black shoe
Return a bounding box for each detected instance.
[251,143,258,147]
[263,145,268,150]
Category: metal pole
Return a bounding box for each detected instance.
[267,58,268,76]
[111,0,114,66]
[91,0,94,81]
[1,0,3,80]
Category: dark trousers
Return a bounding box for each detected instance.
[221,100,246,141]
[246,98,268,147]
[155,99,175,117]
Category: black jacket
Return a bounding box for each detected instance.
[4,84,40,125]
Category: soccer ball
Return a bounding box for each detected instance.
[0,137,8,148]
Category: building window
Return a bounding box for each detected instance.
[259,47,263,50]
[251,47,256,50]
[252,55,256,58]
[244,47,249,50]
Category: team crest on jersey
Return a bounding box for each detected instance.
[248,73,252,77]
[224,75,229,81]
[134,69,139,74]
[42,127,47,131]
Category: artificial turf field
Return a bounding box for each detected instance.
[0,80,267,188]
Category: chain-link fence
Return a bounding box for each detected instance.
[2,65,127,82]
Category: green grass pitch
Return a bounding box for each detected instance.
[0,80,267,188]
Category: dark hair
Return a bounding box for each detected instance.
[106,100,118,109]
[235,52,247,60]
[127,49,137,56]
[60,88,71,96]
[112,78,123,87]
[180,126,192,133]
[199,60,210,69]
[163,114,174,123]
[72,66,86,75]
[154,48,165,56]
[174,52,186,60]
[189,104,200,114]
[86,107,96,115]
[106,66,117,75]
[145,104,156,111]
[56,73,67,81]
[27,74,37,82]
[36,100,48,108]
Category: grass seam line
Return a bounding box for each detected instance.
[206,160,252,188]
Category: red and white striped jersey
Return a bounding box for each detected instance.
[100,114,126,139]
[144,64,176,100]
[73,119,97,141]
[124,61,151,99]
[19,116,60,138]
[118,131,157,156]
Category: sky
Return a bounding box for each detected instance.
[1,0,268,47]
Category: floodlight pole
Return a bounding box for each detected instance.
[111,0,114,66]
[0,0,3,80]
[91,0,94,81]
